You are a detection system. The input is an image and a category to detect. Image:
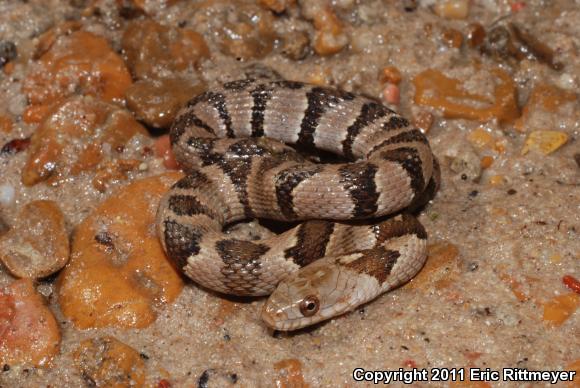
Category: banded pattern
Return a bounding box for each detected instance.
[158,78,438,330]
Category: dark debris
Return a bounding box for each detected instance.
[1,138,31,156]
[481,23,563,70]
[0,41,17,68]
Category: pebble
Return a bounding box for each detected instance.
[22,96,148,186]
[22,31,132,124]
[0,184,15,206]
[125,77,207,128]
[58,173,184,329]
[382,83,400,105]
[0,200,69,279]
[280,31,310,60]
[73,337,146,387]
[434,0,470,19]
[449,147,482,181]
[0,279,61,367]
[312,6,349,56]
[556,72,576,91]
[521,131,569,156]
[122,19,209,79]
[215,4,277,60]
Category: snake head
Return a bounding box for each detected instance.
[261,255,378,331]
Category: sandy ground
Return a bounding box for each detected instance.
[0,0,578,386]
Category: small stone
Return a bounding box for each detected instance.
[197,368,239,387]
[125,77,207,128]
[0,200,69,279]
[1,138,31,155]
[441,28,463,48]
[22,96,148,186]
[449,148,482,182]
[466,23,485,48]
[310,6,348,56]
[380,66,402,85]
[274,359,307,388]
[434,0,470,19]
[58,173,184,329]
[122,19,209,79]
[413,111,434,133]
[467,262,479,271]
[73,337,146,387]
[215,4,276,60]
[0,184,15,206]
[0,279,61,366]
[280,31,310,60]
[521,130,569,156]
[23,31,132,124]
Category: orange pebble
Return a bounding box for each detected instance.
[312,7,347,56]
[158,379,172,388]
[3,61,15,75]
[543,293,580,326]
[155,135,180,170]
[380,66,402,84]
[22,96,148,186]
[58,173,184,329]
[74,336,146,386]
[0,279,61,367]
[382,83,400,105]
[0,115,13,133]
[488,175,504,185]
[480,156,494,169]
[23,30,132,118]
[274,359,308,388]
[563,275,580,294]
[511,2,526,12]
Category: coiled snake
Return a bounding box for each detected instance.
[157,77,439,331]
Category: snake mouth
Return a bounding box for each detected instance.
[260,305,279,329]
[260,312,307,331]
[260,300,313,331]
[261,301,292,330]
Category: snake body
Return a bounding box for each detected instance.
[157,78,439,330]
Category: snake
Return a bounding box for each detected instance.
[157,76,439,331]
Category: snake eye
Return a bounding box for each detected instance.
[299,295,320,317]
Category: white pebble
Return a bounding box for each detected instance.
[102,142,112,155]
[557,73,577,90]
[0,184,15,206]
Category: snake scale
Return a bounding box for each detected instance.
[157,76,439,331]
